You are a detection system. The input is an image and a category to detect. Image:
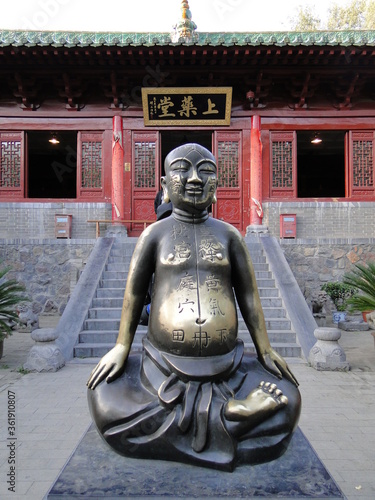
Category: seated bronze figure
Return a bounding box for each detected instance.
[87,143,301,471]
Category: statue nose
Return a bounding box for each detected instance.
[187,167,202,183]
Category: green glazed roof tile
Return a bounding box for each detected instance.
[1,29,375,47]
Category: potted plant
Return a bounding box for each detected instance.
[321,281,356,324]
[0,264,28,359]
[343,261,375,322]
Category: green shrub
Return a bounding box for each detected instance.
[0,264,28,342]
[343,261,375,313]
[321,282,356,312]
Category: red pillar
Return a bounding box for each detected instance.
[250,115,263,226]
[112,115,124,222]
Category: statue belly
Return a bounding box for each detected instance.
[148,292,238,356]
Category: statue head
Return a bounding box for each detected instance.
[161,143,218,214]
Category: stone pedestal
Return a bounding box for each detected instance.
[24,328,65,372]
[47,425,344,498]
[308,327,349,371]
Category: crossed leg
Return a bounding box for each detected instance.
[224,381,288,423]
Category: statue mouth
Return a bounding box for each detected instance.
[186,188,203,195]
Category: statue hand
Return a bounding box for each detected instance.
[258,348,299,387]
[87,344,129,390]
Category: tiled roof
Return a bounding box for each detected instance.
[1,30,375,48]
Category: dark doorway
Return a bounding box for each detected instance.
[28,131,77,198]
[161,131,212,175]
[297,131,346,198]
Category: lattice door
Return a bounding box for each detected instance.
[0,132,24,199]
[269,131,297,198]
[77,132,104,199]
[130,131,160,235]
[349,131,375,198]
[213,131,245,232]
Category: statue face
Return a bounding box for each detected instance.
[162,144,218,213]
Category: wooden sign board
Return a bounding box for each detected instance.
[142,87,232,126]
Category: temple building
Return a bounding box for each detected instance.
[1,2,375,240]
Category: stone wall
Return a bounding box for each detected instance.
[0,239,96,319]
[263,202,375,240]
[0,202,112,239]
[280,238,375,314]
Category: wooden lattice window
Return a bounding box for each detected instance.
[270,131,296,198]
[0,132,24,198]
[213,130,244,231]
[217,140,239,188]
[350,131,374,197]
[78,132,104,198]
[134,141,156,188]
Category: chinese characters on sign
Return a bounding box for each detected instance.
[142,87,232,126]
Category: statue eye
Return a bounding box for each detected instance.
[198,163,216,174]
[170,160,190,172]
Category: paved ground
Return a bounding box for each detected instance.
[0,316,374,500]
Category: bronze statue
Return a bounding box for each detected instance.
[87,144,301,471]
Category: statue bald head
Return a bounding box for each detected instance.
[165,143,217,173]
[162,143,218,214]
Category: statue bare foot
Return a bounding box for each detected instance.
[224,381,288,422]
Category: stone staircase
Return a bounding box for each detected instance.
[73,238,301,360]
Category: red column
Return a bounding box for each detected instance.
[250,115,263,226]
[112,115,124,222]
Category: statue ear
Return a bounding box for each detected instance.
[160,177,170,203]
[212,178,218,203]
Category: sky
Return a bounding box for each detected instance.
[0,0,340,33]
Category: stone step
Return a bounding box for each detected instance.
[101,269,273,282]
[107,256,133,264]
[105,261,270,272]
[94,286,281,299]
[99,279,126,289]
[243,343,302,358]
[255,278,275,288]
[91,296,284,309]
[74,238,301,360]
[102,271,129,280]
[107,254,267,265]
[83,317,291,332]
[258,288,280,298]
[96,288,126,298]
[79,328,296,346]
[238,307,286,320]
[74,341,301,359]
[87,305,286,320]
[98,277,277,289]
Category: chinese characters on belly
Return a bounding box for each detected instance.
[150,220,237,356]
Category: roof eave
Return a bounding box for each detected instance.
[1,29,375,48]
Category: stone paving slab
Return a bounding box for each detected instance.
[0,327,374,499]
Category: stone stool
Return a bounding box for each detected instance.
[308,327,349,371]
[24,328,65,372]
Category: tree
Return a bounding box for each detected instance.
[291,5,322,31]
[327,0,367,30]
[365,1,375,28]
[290,0,375,31]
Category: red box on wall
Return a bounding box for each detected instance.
[280,214,296,238]
[55,214,72,238]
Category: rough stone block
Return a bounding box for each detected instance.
[338,321,369,331]
[24,344,65,372]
